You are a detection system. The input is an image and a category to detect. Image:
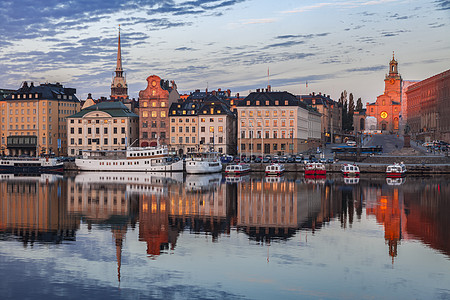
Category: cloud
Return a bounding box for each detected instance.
[346,65,385,72]
[275,33,330,40]
[174,47,197,51]
[242,18,276,25]
[434,0,450,10]
[282,0,398,14]
[263,40,305,49]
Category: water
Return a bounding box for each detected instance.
[0,172,449,299]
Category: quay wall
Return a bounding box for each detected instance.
[65,161,450,174]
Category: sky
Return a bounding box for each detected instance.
[0,0,449,104]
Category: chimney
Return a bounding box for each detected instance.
[236,93,239,98]
[218,88,221,92]
[267,85,271,92]
[312,92,315,96]
[319,92,321,95]
[87,93,92,99]
[212,90,216,96]
[30,82,34,87]
[256,88,260,92]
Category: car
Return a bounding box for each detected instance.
[319,158,327,163]
[287,157,295,163]
[327,158,334,164]
[254,157,262,163]
[263,157,271,163]
[233,156,241,163]
[295,156,303,163]
[278,157,287,163]
[346,141,356,146]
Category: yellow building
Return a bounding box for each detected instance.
[0,82,80,156]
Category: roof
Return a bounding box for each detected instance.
[169,95,235,118]
[4,82,79,102]
[68,101,138,118]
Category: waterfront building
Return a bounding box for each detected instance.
[299,92,342,143]
[168,95,237,155]
[365,54,402,133]
[0,82,80,156]
[400,81,420,132]
[406,69,450,142]
[236,89,321,157]
[138,75,179,147]
[110,26,128,101]
[66,101,139,156]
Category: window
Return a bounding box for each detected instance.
[201,118,205,122]
[151,132,157,139]
[161,102,166,107]
[161,111,166,117]
[104,128,108,134]
[143,102,148,108]
[151,121,157,128]
[171,137,175,143]
[281,143,286,150]
[179,126,183,133]
[78,138,82,145]
[249,111,253,117]
[241,121,246,127]
[273,111,277,117]
[143,111,148,117]
[192,127,196,133]
[257,111,261,117]
[273,120,278,127]
[179,137,182,143]
[210,118,214,122]
[152,102,157,107]
[186,126,189,133]
[121,127,125,134]
[257,143,261,151]
[200,137,205,144]
[241,111,245,117]
[143,132,148,138]
[171,127,175,133]
[114,138,118,144]
[104,138,108,145]
[78,128,82,134]
[218,137,223,143]
[273,131,277,139]
[281,110,286,116]
[273,143,278,150]
[70,138,74,145]
[160,121,165,128]
[241,143,246,151]
[192,136,196,143]
[210,137,214,143]
[88,128,92,134]
[281,131,286,138]
[218,126,223,132]
[209,126,214,132]
[201,127,205,133]
[121,138,125,145]
[152,111,157,117]
[114,127,118,134]
[265,131,269,139]
[185,137,189,143]
[290,110,294,117]
[70,128,74,134]
[96,128,100,134]
[241,131,245,138]
[88,138,91,145]
[282,120,286,127]
[160,132,166,138]
[265,120,269,127]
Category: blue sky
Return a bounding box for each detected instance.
[0,0,449,104]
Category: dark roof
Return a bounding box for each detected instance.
[68,101,138,118]
[169,95,235,118]
[299,94,338,108]
[237,91,309,109]
[4,82,79,102]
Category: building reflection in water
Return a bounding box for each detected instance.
[0,173,78,245]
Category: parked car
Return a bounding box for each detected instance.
[295,156,303,163]
[327,158,335,164]
[263,156,271,163]
[287,157,295,163]
[254,157,262,163]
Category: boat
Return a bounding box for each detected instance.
[386,162,407,177]
[304,162,326,175]
[185,152,222,174]
[265,163,285,176]
[225,163,251,175]
[341,164,360,176]
[0,156,64,173]
[75,145,183,172]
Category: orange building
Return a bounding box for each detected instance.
[138,75,179,147]
[366,54,402,133]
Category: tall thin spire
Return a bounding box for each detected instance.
[116,25,123,73]
[111,25,128,100]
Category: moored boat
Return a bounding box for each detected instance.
[0,157,63,174]
[386,162,407,177]
[341,164,360,176]
[185,152,222,174]
[304,162,326,175]
[75,145,183,172]
[225,163,251,175]
[265,163,285,176]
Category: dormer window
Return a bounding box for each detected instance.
[285,100,288,105]
[12,95,15,99]
[35,93,38,98]
[265,100,269,105]
[275,100,279,105]
[246,101,250,105]
[256,101,260,105]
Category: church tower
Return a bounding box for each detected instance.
[111,25,128,100]
[384,52,402,95]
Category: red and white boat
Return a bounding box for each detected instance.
[341,164,360,176]
[386,162,406,177]
[225,163,251,175]
[304,162,326,175]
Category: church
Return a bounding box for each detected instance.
[365,54,402,133]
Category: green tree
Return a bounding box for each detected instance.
[348,93,355,130]
[356,97,363,112]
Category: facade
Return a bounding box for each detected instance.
[0,82,80,156]
[300,92,342,143]
[110,27,128,100]
[236,90,321,157]
[66,101,139,156]
[138,75,179,147]
[406,69,450,142]
[168,95,237,155]
[365,54,402,133]
[400,80,420,132]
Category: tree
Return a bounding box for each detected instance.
[348,93,355,130]
[343,98,348,130]
[356,97,363,112]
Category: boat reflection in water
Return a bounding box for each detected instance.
[386,176,406,185]
[225,174,250,184]
[344,176,360,185]
[1,173,449,299]
[304,174,326,185]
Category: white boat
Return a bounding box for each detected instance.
[386,162,407,177]
[0,157,63,173]
[75,145,183,172]
[225,163,251,175]
[265,163,285,176]
[185,152,222,174]
[341,164,360,176]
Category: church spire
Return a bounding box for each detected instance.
[111,25,128,100]
[116,25,123,73]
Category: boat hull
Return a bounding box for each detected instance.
[185,161,222,174]
[75,158,184,172]
[0,164,64,174]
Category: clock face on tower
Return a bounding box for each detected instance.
[151,80,157,87]
[389,78,395,85]
[380,111,388,119]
